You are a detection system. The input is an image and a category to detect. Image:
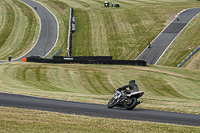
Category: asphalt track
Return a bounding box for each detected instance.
[136,7,200,65]
[20,0,58,58]
[0,92,200,126]
[0,0,58,63]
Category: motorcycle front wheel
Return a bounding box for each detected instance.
[107,97,117,108]
[124,97,138,110]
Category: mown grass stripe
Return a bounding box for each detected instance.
[1,107,200,132]
[0,0,15,49]
[94,72,113,94]
[73,9,92,56]
[11,0,39,57]
[0,1,5,31]
[0,0,39,60]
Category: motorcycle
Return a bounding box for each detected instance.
[8,56,12,62]
[107,90,144,110]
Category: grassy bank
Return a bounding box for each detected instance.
[183,50,200,70]
[0,0,15,51]
[0,107,200,133]
[0,62,199,115]
[0,0,39,60]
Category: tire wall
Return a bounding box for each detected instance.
[25,56,147,66]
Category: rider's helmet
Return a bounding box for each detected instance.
[128,80,135,90]
[129,80,135,84]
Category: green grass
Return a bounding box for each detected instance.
[0,0,15,49]
[183,50,200,70]
[0,62,199,114]
[0,0,39,60]
[1,107,200,133]
[73,9,93,56]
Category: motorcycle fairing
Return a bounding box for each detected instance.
[114,90,121,99]
[126,91,144,98]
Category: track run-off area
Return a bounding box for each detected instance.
[0,0,200,127]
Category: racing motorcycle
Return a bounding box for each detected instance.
[107,90,144,110]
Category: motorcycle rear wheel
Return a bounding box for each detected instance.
[124,97,138,110]
[107,97,117,108]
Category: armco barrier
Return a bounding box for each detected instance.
[23,56,147,66]
[49,49,62,59]
[72,17,76,33]
[67,8,73,57]
[177,45,200,68]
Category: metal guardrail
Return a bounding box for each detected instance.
[177,45,200,67]
[49,49,62,59]
[67,8,73,57]
[50,8,74,59]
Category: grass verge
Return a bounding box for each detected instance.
[0,107,200,133]
[0,0,15,50]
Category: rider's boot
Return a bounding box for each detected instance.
[137,100,143,105]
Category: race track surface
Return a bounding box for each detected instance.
[0,92,200,126]
[136,7,200,65]
[19,0,58,59]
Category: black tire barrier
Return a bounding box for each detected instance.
[111,4,120,7]
[53,56,113,61]
[25,56,147,66]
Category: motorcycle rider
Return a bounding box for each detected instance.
[117,80,142,104]
[8,55,12,62]
[177,16,180,21]
[117,80,139,94]
[148,43,151,48]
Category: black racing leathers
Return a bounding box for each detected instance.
[117,83,139,92]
